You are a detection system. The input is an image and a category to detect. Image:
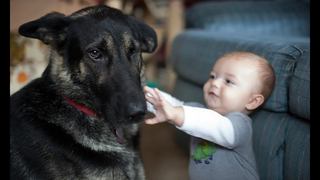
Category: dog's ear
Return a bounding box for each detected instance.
[18,12,70,46]
[134,19,158,53]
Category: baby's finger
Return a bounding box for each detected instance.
[145,94,157,105]
[143,86,156,98]
[154,88,165,102]
[145,117,160,125]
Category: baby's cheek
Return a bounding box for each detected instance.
[221,90,240,104]
[203,81,210,93]
[226,90,248,107]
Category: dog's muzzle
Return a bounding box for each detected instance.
[124,102,146,123]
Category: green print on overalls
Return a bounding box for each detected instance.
[191,140,216,164]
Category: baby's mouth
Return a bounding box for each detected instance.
[209,92,218,97]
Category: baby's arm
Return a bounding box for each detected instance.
[177,106,235,148]
[144,86,235,148]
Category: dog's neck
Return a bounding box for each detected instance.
[61,93,124,142]
[61,94,98,118]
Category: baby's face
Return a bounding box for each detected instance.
[203,56,261,115]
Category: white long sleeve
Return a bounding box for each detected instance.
[177,106,235,148]
[145,89,235,148]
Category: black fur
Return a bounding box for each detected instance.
[10,5,157,180]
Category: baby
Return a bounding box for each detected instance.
[144,51,275,180]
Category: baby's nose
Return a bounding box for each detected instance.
[211,79,221,88]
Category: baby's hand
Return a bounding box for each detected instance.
[143,86,177,125]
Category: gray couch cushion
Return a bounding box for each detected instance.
[186,1,310,37]
[284,115,310,180]
[289,51,310,120]
[250,110,288,180]
[250,110,310,180]
[170,30,310,113]
[172,77,205,105]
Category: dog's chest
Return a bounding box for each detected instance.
[47,152,138,180]
[83,169,132,180]
[82,157,140,180]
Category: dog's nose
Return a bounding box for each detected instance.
[125,103,146,122]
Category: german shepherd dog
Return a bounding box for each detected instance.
[10,5,157,180]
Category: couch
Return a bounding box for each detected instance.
[168,1,310,179]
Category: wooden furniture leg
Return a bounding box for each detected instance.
[165,0,185,93]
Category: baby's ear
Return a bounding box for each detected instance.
[246,94,264,111]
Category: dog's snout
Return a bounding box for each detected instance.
[125,103,146,122]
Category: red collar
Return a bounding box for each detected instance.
[61,94,98,118]
[61,93,123,142]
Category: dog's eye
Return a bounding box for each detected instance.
[89,50,101,60]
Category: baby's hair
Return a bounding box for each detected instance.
[221,51,275,102]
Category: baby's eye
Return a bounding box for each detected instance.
[226,79,234,84]
[210,75,216,79]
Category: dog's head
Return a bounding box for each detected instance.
[18,5,157,128]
